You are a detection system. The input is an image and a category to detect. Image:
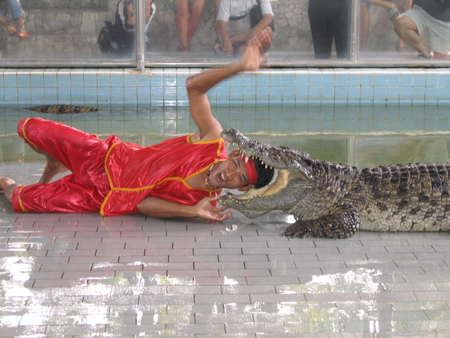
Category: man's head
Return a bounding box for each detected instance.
[208,150,274,190]
[250,154,275,189]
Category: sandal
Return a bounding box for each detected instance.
[418,52,431,59]
[387,6,399,22]
[6,24,16,36]
[18,26,28,38]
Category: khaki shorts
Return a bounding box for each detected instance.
[401,4,450,55]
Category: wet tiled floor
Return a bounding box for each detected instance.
[1,161,450,338]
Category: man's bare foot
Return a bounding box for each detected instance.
[433,52,447,59]
[0,177,18,202]
[39,158,68,184]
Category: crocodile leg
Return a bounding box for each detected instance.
[283,204,360,239]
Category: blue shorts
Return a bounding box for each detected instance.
[0,0,25,20]
[362,1,371,10]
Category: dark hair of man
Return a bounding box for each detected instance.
[253,160,275,189]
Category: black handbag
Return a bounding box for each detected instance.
[434,0,450,8]
[97,21,114,53]
[249,0,275,31]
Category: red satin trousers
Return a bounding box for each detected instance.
[12,118,119,213]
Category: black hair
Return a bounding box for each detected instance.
[253,159,275,189]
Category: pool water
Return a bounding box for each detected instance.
[1,105,450,168]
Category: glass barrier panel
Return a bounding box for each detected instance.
[358,0,450,61]
[0,0,136,61]
[145,0,352,64]
[1,0,449,65]
[358,0,412,59]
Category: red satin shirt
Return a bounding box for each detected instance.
[101,135,227,216]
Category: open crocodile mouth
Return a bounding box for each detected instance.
[222,140,292,201]
[221,128,298,202]
[232,164,290,201]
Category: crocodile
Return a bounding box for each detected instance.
[26,105,99,114]
[219,128,450,239]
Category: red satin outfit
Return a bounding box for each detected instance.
[12,118,227,215]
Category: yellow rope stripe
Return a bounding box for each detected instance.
[17,186,28,212]
[100,192,113,216]
[21,118,41,150]
[100,177,185,215]
[103,142,120,190]
[187,135,225,146]
[100,142,120,216]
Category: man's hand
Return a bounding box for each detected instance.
[247,27,272,56]
[194,196,233,221]
[222,39,234,55]
[138,195,233,222]
[239,28,272,72]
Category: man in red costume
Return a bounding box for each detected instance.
[0,29,274,222]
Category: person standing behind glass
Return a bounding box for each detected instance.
[0,0,28,38]
[215,0,274,56]
[308,0,350,59]
[394,0,450,59]
[360,0,412,52]
[173,0,205,52]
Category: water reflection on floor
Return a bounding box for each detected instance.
[1,106,450,337]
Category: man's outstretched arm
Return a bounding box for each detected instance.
[137,195,233,221]
[186,29,272,143]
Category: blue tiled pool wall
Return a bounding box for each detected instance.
[1,68,450,107]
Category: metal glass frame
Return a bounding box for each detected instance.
[0,0,449,68]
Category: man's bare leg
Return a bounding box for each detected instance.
[39,154,69,184]
[360,2,370,51]
[364,0,396,10]
[174,0,190,51]
[0,177,18,203]
[186,0,205,46]
[26,145,69,184]
[394,16,430,57]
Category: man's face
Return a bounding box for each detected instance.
[208,150,252,190]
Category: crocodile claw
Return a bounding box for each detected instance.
[283,224,311,239]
